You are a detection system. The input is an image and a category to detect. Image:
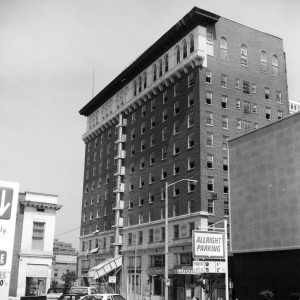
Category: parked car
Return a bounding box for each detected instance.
[47,287,65,300]
[58,293,82,300]
[81,294,126,300]
[68,287,98,299]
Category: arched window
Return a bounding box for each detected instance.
[158,59,163,77]
[241,44,248,66]
[189,34,194,53]
[260,51,267,73]
[220,37,228,60]
[182,39,187,59]
[133,80,137,96]
[272,55,279,76]
[138,76,142,93]
[164,54,169,73]
[206,32,214,56]
[143,72,147,89]
[153,64,157,82]
[176,45,180,64]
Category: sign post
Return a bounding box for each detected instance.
[0,181,19,299]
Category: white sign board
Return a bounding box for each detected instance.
[193,231,225,258]
[193,261,226,273]
[0,181,19,299]
[108,276,116,283]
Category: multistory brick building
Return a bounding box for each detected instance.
[78,7,289,300]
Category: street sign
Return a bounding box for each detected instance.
[192,230,225,258]
[193,260,226,273]
[0,181,19,300]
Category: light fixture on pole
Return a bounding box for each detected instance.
[164,178,198,300]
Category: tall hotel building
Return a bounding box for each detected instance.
[78,7,289,300]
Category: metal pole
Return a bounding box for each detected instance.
[224,219,229,300]
[134,234,137,300]
[164,181,169,300]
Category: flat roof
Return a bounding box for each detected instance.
[79,7,219,117]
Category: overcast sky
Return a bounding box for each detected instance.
[1,0,299,249]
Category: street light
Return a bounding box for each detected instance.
[164,179,198,300]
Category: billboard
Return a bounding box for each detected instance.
[0,181,19,299]
[192,230,225,258]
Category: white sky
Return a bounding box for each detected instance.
[1,0,299,249]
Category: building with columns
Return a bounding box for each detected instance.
[78,7,289,300]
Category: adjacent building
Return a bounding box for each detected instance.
[9,192,61,298]
[289,99,300,114]
[78,7,289,300]
[229,112,300,300]
[51,239,78,286]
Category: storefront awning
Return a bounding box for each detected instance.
[88,255,122,280]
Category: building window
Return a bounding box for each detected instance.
[174,82,179,97]
[206,91,212,105]
[151,99,156,111]
[150,134,155,147]
[244,120,251,131]
[251,83,257,94]
[140,122,146,134]
[173,204,180,217]
[264,87,270,100]
[237,119,242,129]
[149,229,153,243]
[140,157,145,169]
[223,179,229,194]
[149,192,155,204]
[139,196,145,206]
[150,152,155,165]
[206,72,212,84]
[222,116,228,129]
[188,112,194,128]
[188,181,196,193]
[173,121,180,135]
[139,213,144,224]
[272,55,279,76]
[206,133,213,147]
[173,184,180,196]
[188,92,194,107]
[276,91,282,103]
[206,112,213,126]
[143,72,147,89]
[174,101,179,115]
[162,146,167,160]
[158,60,163,77]
[236,99,241,109]
[243,81,250,94]
[151,116,156,129]
[241,44,248,66]
[208,199,214,214]
[207,177,214,191]
[131,128,136,140]
[152,64,157,82]
[141,105,146,118]
[277,110,283,119]
[130,145,135,156]
[220,37,228,60]
[244,102,251,115]
[221,95,228,109]
[207,154,213,169]
[253,104,258,114]
[224,201,229,216]
[173,225,179,239]
[173,162,180,175]
[221,74,227,88]
[266,107,272,120]
[162,128,167,141]
[235,78,240,89]
[32,222,45,250]
[176,45,180,64]
[188,157,195,171]
[140,139,146,151]
[164,54,169,73]
[260,51,267,73]
[182,39,187,59]
[161,168,167,180]
[188,133,195,148]
[162,108,168,122]
[222,136,229,151]
[163,91,168,103]
[223,157,228,172]
[173,141,180,155]
[189,34,194,53]
[188,72,195,87]
[206,32,214,56]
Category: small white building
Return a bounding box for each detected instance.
[9,192,61,298]
[289,99,300,114]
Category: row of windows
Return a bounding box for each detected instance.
[133,34,195,97]
[206,34,280,76]
[82,235,114,251]
[206,72,283,102]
